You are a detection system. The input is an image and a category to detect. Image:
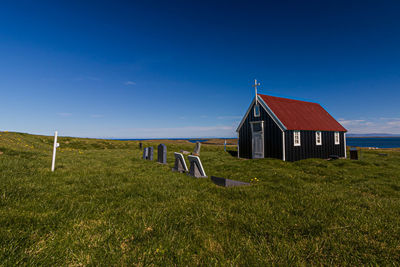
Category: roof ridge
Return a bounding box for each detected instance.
[258,94,320,105]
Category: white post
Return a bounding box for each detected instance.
[344,133,347,159]
[51,131,58,172]
[237,132,240,158]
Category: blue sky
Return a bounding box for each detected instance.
[1,0,400,138]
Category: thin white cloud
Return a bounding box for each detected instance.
[217,115,242,120]
[87,76,101,81]
[73,76,101,81]
[339,118,400,134]
[124,81,136,85]
[387,121,400,127]
[90,114,104,118]
[338,119,366,126]
[107,125,235,139]
[57,113,72,117]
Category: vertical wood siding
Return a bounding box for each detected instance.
[285,130,345,161]
[238,102,283,159]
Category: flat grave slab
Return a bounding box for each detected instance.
[211,176,250,187]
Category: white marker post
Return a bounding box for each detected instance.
[51,131,59,172]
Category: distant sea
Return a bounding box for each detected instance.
[118,137,400,148]
[347,137,400,148]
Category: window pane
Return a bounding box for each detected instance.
[294,131,301,146]
[254,105,260,117]
[252,123,262,132]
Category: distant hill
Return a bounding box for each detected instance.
[347,133,400,137]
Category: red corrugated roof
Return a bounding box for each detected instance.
[259,94,347,132]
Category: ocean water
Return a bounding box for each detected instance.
[347,137,400,148]
[117,137,400,148]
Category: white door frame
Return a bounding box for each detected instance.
[250,121,264,159]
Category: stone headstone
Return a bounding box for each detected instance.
[180,150,190,155]
[158,144,167,164]
[139,142,143,149]
[211,176,250,187]
[142,147,148,160]
[148,146,154,161]
[193,141,201,156]
[172,152,188,173]
[188,155,207,178]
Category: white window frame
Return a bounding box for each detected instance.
[293,131,301,146]
[254,104,260,117]
[316,131,322,146]
[334,132,340,145]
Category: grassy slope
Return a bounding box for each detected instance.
[0,132,399,265]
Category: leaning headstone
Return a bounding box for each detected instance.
[211,176,250,187]
[192,141,201,156]
[172,152,188,173]
[180,150,190,155]
[187,155,207,178]
[142,147,149,160]
[158,144,167,164]
[148,146,154,161]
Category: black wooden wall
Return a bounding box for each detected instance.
[238,102,283,159]
[284,130,345,161]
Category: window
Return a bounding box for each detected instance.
[316,131,322,145]
[252,122,262,132]
[293,131,301,146]
[335,132,340,145]
[254,104,260,117]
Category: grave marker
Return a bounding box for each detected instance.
[172,152,188,173]
[158,144,167,164]
[148,146,154,160]
[143,147,149,160]
[139,142,143,149]
[188,155,207,178]
[193,141,201,156]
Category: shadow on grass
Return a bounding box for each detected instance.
[227,150,238,157]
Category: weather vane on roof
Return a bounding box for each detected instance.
[253,79,260,105]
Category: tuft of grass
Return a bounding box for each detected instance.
[0,132,400,265]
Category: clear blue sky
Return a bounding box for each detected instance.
[1,0,400,138]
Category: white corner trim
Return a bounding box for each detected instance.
[344,133,347,159]
[282,131,286,161]
[237,132,240,158]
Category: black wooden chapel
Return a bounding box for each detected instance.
[236,84,347,162]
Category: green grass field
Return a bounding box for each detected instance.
[0,131,399,265]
